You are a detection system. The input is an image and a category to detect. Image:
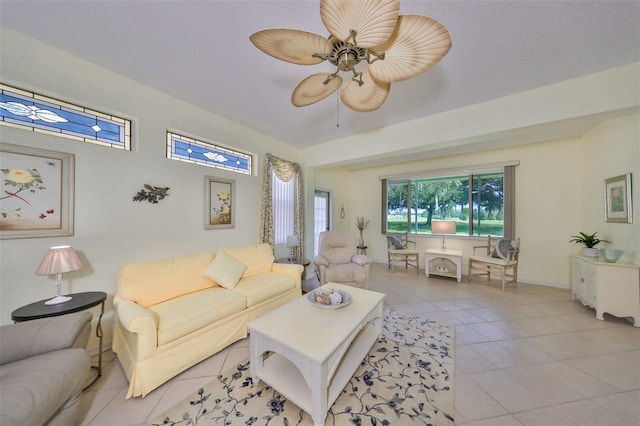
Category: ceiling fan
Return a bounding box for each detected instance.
[250,0,452,112]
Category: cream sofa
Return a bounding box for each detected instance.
[112,243,303,398]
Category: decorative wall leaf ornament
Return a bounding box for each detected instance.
[133,184,170,204]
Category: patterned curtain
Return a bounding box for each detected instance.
[259,153,304,260]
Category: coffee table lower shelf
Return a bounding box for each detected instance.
[256,324,379,425]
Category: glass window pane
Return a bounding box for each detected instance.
[471,172,504,237]
[386,180,408,233]
[411,175,469,235]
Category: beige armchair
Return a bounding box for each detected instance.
[314,231,371,289]
[387,233,420,273]
[0,311,92,425]
[468,235,520,290]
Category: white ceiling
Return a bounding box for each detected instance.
[1,0,639,150]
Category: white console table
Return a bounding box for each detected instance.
[425,248,463,282]
[570,255,640,327]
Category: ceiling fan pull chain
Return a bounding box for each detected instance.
[336,86,340,128]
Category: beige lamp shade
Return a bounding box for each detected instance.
[432,221,456,235]
[36,245,84,275]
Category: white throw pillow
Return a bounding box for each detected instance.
[202,249,247,289]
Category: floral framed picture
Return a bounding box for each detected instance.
[0,143,75,239]
[205,175,235,229]
[604,173,632,223]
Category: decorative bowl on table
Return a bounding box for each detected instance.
[307,287,352,310]
[599,248,624,263]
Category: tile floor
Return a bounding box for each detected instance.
[79,263,640,425]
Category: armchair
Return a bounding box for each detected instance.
[386,233,420,273]
[0,311,92,425]
[468,236,520,290]
[314,231,371,289]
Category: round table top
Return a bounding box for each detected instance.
[11,291,107,322]
[276,257,311,267]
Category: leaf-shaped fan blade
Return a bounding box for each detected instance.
[369,15,452,83]
[292,73,343,107]
[340,69,390,112]
[320,0,400,48]
[250,29,331,65]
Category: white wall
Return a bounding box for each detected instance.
[581,115,640,263]
[0,29,300,350]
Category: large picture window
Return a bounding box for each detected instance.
[383,164,516,238]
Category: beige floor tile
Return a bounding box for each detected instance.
[570,350,640,391]
[89,387,166,426]
[467,322,519,341]
[454,375,508,423]
[455,345,497,375]
[591,391,640,425]
[462,414,524,426]
[513,406,577,425]
[456,324,494,344]
[469,369,554,412]
[554,399,636,426]
[79,387,121,426]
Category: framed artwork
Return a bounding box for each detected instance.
[604,173,632,223]
[205,175,235,229]
[0,143,75,239]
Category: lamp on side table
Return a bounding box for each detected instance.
[36,245,84,305]
[432,221,456,251]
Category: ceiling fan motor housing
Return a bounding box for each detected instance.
[330,40,369,71]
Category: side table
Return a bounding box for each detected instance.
[11,291,107,388]
[424,249,463,282]
[275,257,311,268]
[357,246,367,255]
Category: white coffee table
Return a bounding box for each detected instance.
[248,283,385,426]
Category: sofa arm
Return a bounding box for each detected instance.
[0,311,92,365]
[351,254,371,266]
[114,295,157,335]
[271,263,304,289]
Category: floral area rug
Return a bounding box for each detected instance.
[149,308,455,426]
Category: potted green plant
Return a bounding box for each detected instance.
[569,232,610,257]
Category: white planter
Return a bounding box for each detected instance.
[582,248,598,257]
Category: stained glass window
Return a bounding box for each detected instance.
[167,131,252,175]
[0,84,131,150]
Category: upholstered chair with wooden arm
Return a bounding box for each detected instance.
[386,233,420,274]
[468,235,520,290]
[314,231,371,289]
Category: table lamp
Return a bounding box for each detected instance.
[432,221,456,251]
[35,245,84,305]
[286,235,299,262]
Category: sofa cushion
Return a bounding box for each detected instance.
[149,287,246,346]
[118,252,216,308]
[0,348,89,426]
[232,272,296,307]
[223,243,274,278]
[202,250,247,289]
